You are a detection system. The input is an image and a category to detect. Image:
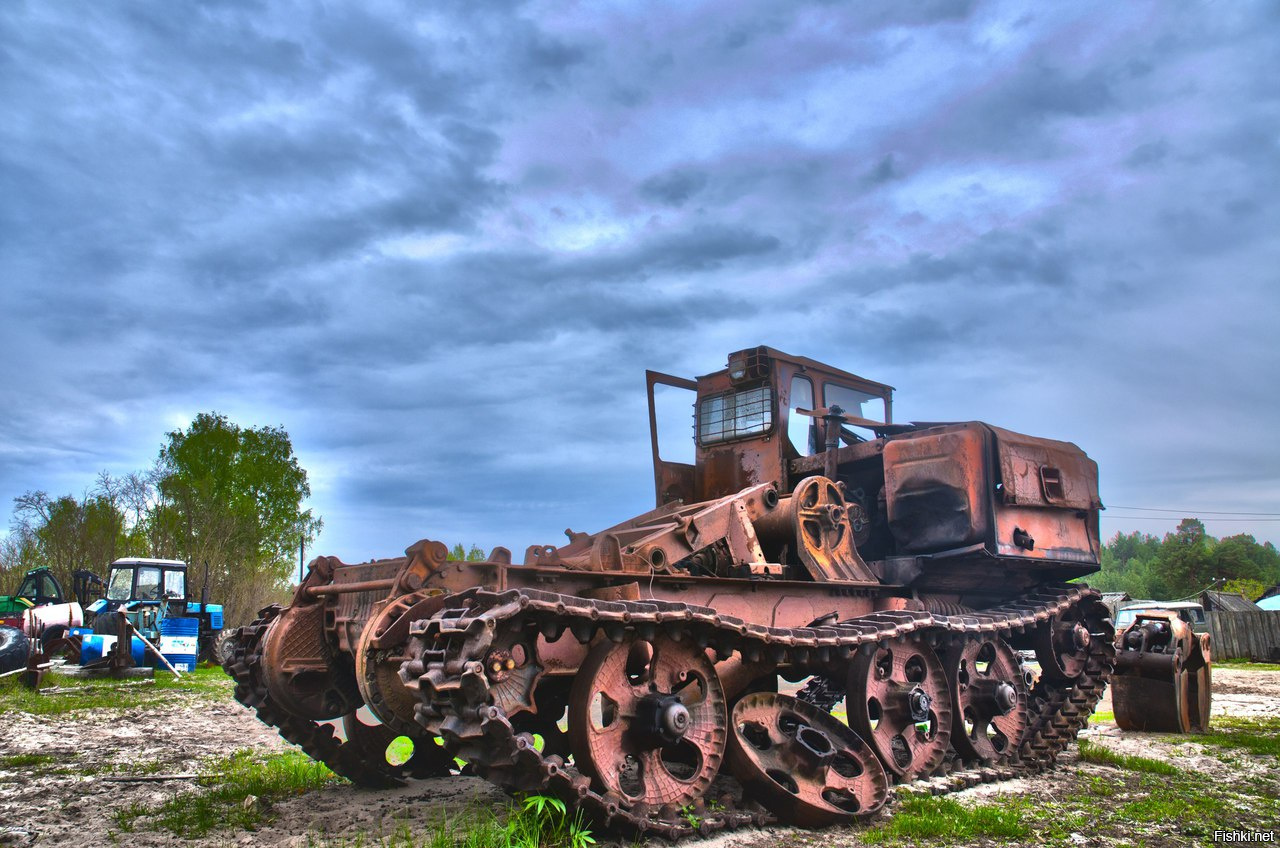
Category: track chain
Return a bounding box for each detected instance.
[401,584,1115,839]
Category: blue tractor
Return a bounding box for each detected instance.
[83,558,228,669]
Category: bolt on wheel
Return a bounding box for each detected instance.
[847,637,952,778]
[567,633,726,810]
[727,692,889,826]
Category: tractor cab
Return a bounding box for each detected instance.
[92,558,190,635]
[12,567,65,606]
[647,345,895,506]
[104,558,188,606]
[0,566,68,628]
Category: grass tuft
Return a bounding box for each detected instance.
[303,798,593,848]
[1077,739,1181,775]
[863,795,1031,843]
[1187,715,1280,756]
[0,752,56,769]
[112,749,339,838]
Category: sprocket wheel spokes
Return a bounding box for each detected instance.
[1034,605,1094,681]
[944,637,1027,763]
[727,692,888,826]
[848,637,951,778]
[568,633,726,811]
[795,476,850,558]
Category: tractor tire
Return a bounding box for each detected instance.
[0,625,30,674]
[212,628,237,666]
[93,612,119,637]
[40,624,68,650]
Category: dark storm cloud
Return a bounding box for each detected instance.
[639,168,710,207]
[3,1,1279,560]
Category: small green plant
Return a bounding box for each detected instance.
[678,805,702,830]
[505,793,593,848]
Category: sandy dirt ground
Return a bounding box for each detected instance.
[1,668,1278,848]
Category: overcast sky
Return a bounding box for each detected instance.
[3,0,1278,567]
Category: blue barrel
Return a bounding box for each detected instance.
[80,634,108,664]
[79,634,147,665]
[158,617,199,671]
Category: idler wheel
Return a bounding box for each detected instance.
[567,633,726,809]
[847,638,952,778]
[1035,604,1099,682]
[944,637,1028,763]
[726,692,888,827]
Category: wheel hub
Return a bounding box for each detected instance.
[636,692,691,745]
[794,724,836,767]
[906,686,932,723]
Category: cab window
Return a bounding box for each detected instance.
[787,375,816,456]
[163,569,186,600]
[823,383,886,425]
[135,567,162,601]
[107,568,134,601]
[699,386,773,445]
[39,574,58,599]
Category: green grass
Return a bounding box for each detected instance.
[1216,660,1280,672]
[0,664,233,716]
[863,796,1031,843]
[301,796,594,848]
[1077,739,1182,775]
[1185,715,1280,756]
[860,771,1278,847]
[112,749,340,838]
[855,722,1280,848]
[0,752,55,769]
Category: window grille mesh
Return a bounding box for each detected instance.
[699,386,772,445]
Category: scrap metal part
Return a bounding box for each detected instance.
[1112,610,1211,733]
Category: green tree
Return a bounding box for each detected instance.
[450,543,488,562]
[157,413,321,625]
[8,489,132,593]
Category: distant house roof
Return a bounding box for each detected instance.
[1258,584,1280,602]
[1099,592,1132,614]
[1201,590,1262,612]
[1259,595,1280,612]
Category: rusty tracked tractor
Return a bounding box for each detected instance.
[229,347,1119,837]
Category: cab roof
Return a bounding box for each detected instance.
[110,558,187,568]
[704,346,895,395]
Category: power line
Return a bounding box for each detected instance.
[1107,505,1280,517]
[1103,515,1280,522]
